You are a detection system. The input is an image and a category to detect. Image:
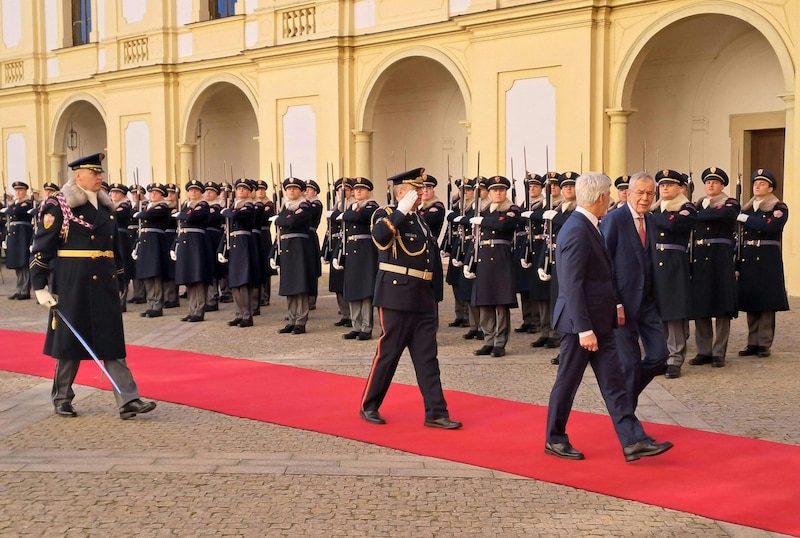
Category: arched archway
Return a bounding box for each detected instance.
[51,96,107,186]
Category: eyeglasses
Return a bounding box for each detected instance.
[631,190,656,198]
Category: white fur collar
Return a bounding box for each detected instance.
[60,178,114,210]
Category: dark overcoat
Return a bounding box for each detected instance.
[134,201,170,279]
[471,199,520,307]
[276,200,318,296]
[342,199,379,301]
[226,200,260,288]
[4,199,34,269]
[651,196,696,321]
[113,200,136,282]
[326,205,345,293]
[174,200,212,285]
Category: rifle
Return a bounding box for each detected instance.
[687,142,694,275]
[321,162,333,261]
[463,152,481,279]
[131,168,143,260]
[440,154,453,252]
[333,157,347,269]
[450,157,466,268]
[537,146,553,282]
[269,163,280,269]
[520,148,535,269]
[734,149,743,274]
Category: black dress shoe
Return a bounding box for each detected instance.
[757,347,771,358]
[180,315,191,322]
[334,318,351,327]
[473,345,493,356]
[148,309,163,318]
[278,324,295,333]
[530,336,549,348]
[344,319,353,327]
[238,319,254,327]
[163,301,180,308]
[140,310,152,318]
[550,355,560,365]
[119,399,157,420]
[475,331,484,340]
[227,318,242,326]
[689,354,712,365]
[204,304,219,312]
[490,347,505,357]
[738,345,759,356]
[462,329,480,340]
[252,308,261,316]
[343,330,360,340]
[527,325,540,334]
[664,365,681,379]
[424,417,463,430]
[514,323,531,333]
[712,356,725,367]
[292,325,306,334]
[623,440,673,462]
[359,409,386,424]
[544,442,584,460]
[220,296,233,303]
[544,337,560,349]
[448,318,468,327]
[187,315,204,322]
[8,293,18,300]
[357,332,372,340]
[54,402,77,417]
[130,298,147,304]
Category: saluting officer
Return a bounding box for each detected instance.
[134,183,170,317]
[736,169,789,358]
[339,177,380,340]
[109,183,134,310]
[652,169,697,379]
[418,174,446,238]
[2,181,34,299]
[468,175,521,358]
[359,167,461,430]
[689,167,739,368]
[174,179,212,322]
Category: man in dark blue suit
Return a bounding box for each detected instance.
[544,172,672,462]
[599,172,668,404]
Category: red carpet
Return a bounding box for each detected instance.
[1,329,798,536]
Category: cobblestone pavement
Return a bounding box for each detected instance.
[0,269,797,537]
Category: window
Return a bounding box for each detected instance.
[71,0,91,46]
[209,0,237,19]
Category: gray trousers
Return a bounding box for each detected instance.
[232,285,252,321]
[468,304,481,331]
[15,266,30,295]
[349,298,374,334]
[187,283,208,318]
[520,294,534,326]
[664,318,690,366]
[132,278,146,301]
[250,284,261,313]
[534,300,553,338]
[207,278,219,307]
[143,277,163,311]
[694,316,731,358]
[480,305,510,348]
[287,294,309,326]
[336,292,349,318]
[746,311,776,348]
[454,297,469,321]
[52,359,139,408]
[162,280,178,303]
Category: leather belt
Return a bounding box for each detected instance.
[379,262,434,281]
[479,239,511,246]
[179,227,206,233]
[8,221,31,227]
[57,249,114,259]
[744,239,781,247]
[695,238,733,247]
[656,243,688,252]
[282,233,309,239]
[140,227,165,233]
[231,230,251,237]
[347,234,372,241]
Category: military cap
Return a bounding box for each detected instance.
[751,168,777,188]
[100,181,111,193]
[283,177,305,190]
[43,182,60,192]
[525,173,544,187]
[614,175,631,190]
[654,169,685,186]
[461,177,476,189]
[234,177,253,191]
[130,185,147,195]
[221,181,233,192]
[545,171,560,184]
[486,175,511,190]
[255,179,269,191]
[387,167,426,187]
[203,181,221,194]
[305,179,321,193]
[68,152,105,172]
[147,183,168,196]
[109,183,128,194]
[185,179,204,191]
[350,177,374,191]
[701,167,729,186]
[473,176,488,189]
[334,177,351,190]
[11,181,29,190]
[558,171,579,188]
[422,174,438,188]
[165,182,179,193]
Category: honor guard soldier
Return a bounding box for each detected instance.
[134,183,171,317]
[30,152,156,419]
[359,168,461,430]
[689,167,739,368]
[515,173,543,334]
[108,183,134,310]
[652,169,697,379]
[418,174,446,238]
[127,185,147,304]
[174,179,213,322]
[736,169,789,358]
[162,183,180,308]
[274,177,318,334]
[248,180,267,314]
[467,175,521,357]
[43,182,60,198]
[610,175,631,212]
[2,180,34,299]
[337,177,380,340]
[304,179,324,311]
[202,181,224,311]
[326,178,355,327]
[254,179,275,307]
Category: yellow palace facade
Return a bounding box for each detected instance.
[1,0,798,291]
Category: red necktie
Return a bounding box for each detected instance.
[636,216,646,247]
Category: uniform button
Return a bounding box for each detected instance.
[90,235,95,240]
[110,215,114,220]
[660,232,665,237]
[392,280,397,285]
[80,215,84,219]
[92,275,98,280]
[659,262,663,266]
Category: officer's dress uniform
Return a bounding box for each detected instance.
[258,190,276,306]
[127,187,147,304]
[690,168,740,367]
[3,189,34,299]
[222,188,260,327]
[520,187,554,347]
[306,183,324,310]
[29,171,151,414]
[341,190,380,339]
[162,190,180,308]
[174,194,212,322]
[203,183,224,310]
[651,171,696,374]
[111,188,134,309]
[737,169,789,356]
[134,187,170,317]
[325,183,353,325]
[249,193,267,314]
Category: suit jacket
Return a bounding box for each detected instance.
[552,210,617,336]
[599,204,658,319]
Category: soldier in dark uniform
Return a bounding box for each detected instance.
[326,178,354,327]
[468,175,521,358]
[174,179,212,322]
[109,183,134,311]
[304,179,324,311]
[736,168,789,358]
[127,185,147,304]
[515,174,542,334]
[254,180,275,307]
[162,183,180,308]
[652,169,696,379]
[134,183,170,317]
[219,179,260,327]
[275,177,318,334]
[202,181,224,312]
[43,182,60,198]
[418,174,445,238]
[359,167,461,430]
[609,175,630,212]
[689,167,739,368]
[30,153,156,419]
[217,182,234,304]
[2,181,34,299]
[338,177,380,340]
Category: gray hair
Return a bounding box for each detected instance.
[575,172,611,206]
[629,171,655,189]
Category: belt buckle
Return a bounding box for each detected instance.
[90,251,101,259]
[422,270,431,280]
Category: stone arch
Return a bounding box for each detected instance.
[181,73,260,145]
[50,93,107,154]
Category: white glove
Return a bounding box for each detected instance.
[736,213,749,223]
[269,257,278,270]
[445,209,454,218]
[1,240,6,250]
[396,190,418,214]
[543,209,557,220]
[170,211,179,217]
[332,257,342,271]
[453,216,464,224]
[169,250,177,262]
[351,202,359,210]
[463,266,476,279]
[268,215,279,223]
[325,210,334,218]
[469,216,483,226]
[35,287,57,307]
[217,253,228,264]
[131,249,138,260]
[521,210,534,219]
[336,214,344,221]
